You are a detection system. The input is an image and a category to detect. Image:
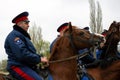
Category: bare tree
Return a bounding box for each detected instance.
[29,23,50,57]
[89,0,103,33]
[89,0,96,32]
[96,1,103,33]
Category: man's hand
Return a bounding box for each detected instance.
[41,57,48,63]
[40,57,49,67]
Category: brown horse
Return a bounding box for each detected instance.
[86,21,120,80]
[48,22,104,80]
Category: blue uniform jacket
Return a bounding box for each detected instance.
[4,25,41,69]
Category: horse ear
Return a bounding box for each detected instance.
[68,22,72,32]
[113,21,116,24]
[109,21,116,31]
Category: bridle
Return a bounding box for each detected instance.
[70,31,102,47]
[68,31,101,53]
[49,30,102,64]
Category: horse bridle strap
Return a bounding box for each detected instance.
[49,51,89,64]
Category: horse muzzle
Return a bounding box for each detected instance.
[90,35,106,47]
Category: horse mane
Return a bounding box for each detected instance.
[49,36,63,60]
[49,25,78,61]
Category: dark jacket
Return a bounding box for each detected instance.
[4,25,41,69]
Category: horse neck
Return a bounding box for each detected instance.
[50,37,77,60]
[100,39,118,59]
[49,37,78,80]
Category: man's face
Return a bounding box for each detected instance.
[18,21,30,31]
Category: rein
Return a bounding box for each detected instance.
[49,51,89,64]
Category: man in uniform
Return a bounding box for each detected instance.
[4,11,48,80]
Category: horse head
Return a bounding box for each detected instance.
[106,21,120,43]
[62,22,105,50]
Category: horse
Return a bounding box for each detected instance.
[48,22,104,80]
[86,21,120,80]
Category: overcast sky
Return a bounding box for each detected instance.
[0,0,120,61]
